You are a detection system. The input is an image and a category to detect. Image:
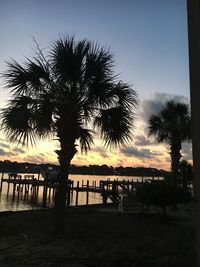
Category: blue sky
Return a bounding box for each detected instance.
[0,0,189,98]
[0,0,191,168]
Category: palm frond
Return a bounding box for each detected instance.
[86,79,114,108]
[83,44,116,108]
[94,106,133,148]
[1,96,37,146]
[110,81,138,110]
[51,37,89,83]
[3,58,50,96]
[3,59,29,94]
[78,128,94,153]
[148,115,169,143]
[27,59,50,82]
[34,93,55,138]
[85,43,114,80]
[148,100,191,144]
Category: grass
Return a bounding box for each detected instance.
[0,203,195,267]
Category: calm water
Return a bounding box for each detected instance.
[0,173,154,212]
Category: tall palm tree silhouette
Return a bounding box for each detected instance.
[1,37,138,232]
[148,100,191,185]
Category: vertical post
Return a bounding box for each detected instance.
[86,180,89,205]
[32,179,37,202]
[127,180,130,193]
[71,180,74,198]
[12,174,17,196]
[107,179,108,190]
[0,173,4,192]
[116,180,119,194]
[27,181,30,198]
[7,180,10,195]
[23,184,27,201]
[101,182,107,204]
[52,186,55,200]
[42,184,47,207]
[122,179,125,194]
[21,182,24,194]
[71,180,74,202]
[131,179,134,192]
[187,1,200,266]
[66,180,71,207]
[36,173,40,196]
[48,187,52,201]
[70,180,74,205]
[99,180,102,190]
[17,176,21,198]
[76,181,79,206]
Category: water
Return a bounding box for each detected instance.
[0,173,155,212]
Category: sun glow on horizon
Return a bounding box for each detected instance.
[0,129,173,171]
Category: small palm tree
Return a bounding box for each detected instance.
[1,37,138,232]
[148,101,191,185]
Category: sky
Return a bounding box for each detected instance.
[0,0,192,170]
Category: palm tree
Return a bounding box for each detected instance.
[148,101,191,185]
[1,37,138,232]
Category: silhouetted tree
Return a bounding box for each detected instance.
[179,160,193,190]
[1,36,138,232]
[148,101,191,185]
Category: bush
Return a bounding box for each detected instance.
[136,181,192,216]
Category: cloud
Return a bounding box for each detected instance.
[0,148,14,156]
[134,134,154,146]
[140,92,190,122]
[91,146,109,158]
[182,142,192,161]
[0,141,26,156]
[0,142,10,149]
[23,154,46,164]
[121,147,162,159]
[12,147,26,154]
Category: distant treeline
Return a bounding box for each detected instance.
[0,160,168,177]
[70,165,168,177]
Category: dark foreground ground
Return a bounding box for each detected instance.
[0,203,195,267]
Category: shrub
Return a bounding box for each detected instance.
[136,181,192,216]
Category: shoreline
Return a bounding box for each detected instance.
[0,202,116,215]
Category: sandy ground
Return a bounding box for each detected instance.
[0,203,195,267]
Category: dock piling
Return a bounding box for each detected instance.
[76,181,79,206]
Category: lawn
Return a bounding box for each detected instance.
[0,203,195,267]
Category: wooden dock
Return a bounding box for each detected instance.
[0,173,151,207]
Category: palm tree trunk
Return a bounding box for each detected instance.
[170,141,182,186]
[54,141,77,234]
[54,159,69,233]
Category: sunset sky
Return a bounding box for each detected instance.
[0,0,192,170]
